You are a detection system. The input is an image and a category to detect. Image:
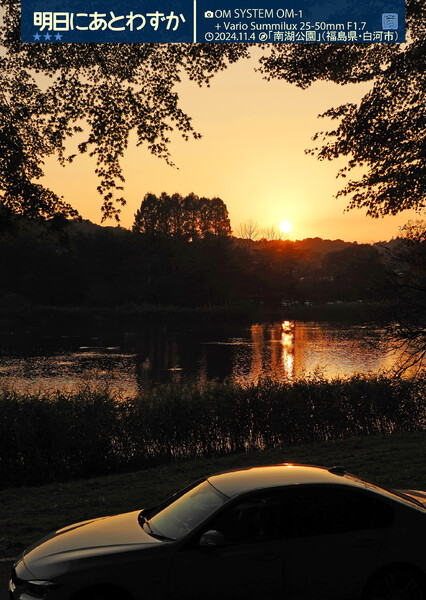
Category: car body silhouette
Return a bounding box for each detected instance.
[9,464,426,600]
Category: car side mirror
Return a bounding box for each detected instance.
[199,530,225,547]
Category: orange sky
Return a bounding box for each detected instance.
[42,49,420,242]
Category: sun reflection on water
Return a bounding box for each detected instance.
[0,320,416,395]
[281,321,295,380]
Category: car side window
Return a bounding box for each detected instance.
[202,485,394,545]
[278,486,394,538]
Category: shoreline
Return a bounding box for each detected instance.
[0,299,383,324]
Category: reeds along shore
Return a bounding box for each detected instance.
[1,375,424,488]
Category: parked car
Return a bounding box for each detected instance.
[9,464,426,600]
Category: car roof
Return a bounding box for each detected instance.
[207,464,361,497]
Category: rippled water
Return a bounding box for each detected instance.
[0,317,404,396]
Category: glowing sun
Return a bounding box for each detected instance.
[279,220,293,234]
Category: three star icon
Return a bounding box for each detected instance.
[32,31,63,42]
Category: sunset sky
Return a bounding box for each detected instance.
[42,49,420,242]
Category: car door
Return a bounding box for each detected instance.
[168,492,288,600]
[279,485,394,600]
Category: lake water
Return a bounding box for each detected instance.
[0,314,405,396]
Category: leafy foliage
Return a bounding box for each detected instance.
[0,2,249,219]
[258,0,425,216]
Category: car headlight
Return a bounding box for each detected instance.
[25,580,59,598]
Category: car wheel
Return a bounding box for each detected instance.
[364,567,425,600]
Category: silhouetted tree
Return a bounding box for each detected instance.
[261,225,286,241]
[132,193,231,239]
[252,241,300,306]
[383,220,426,374]
[131,193,160,237]
[200,197,233,237]
[0,86,80,220]
[238,220,260,242]
[321,245,391,301]
[182,193,202,241]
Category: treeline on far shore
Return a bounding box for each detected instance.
[1,212,398,310]
[1,375,424,488]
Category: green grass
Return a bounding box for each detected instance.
[1,431,425,559]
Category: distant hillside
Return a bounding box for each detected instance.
[233,236,357,258]
[70,223,359,256]
[292,237,355,257]
[69,219,128,236]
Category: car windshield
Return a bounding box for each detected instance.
[142,480,229,540]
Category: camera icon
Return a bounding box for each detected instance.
[204,11,214,18]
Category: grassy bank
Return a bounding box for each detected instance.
[1,431,425,558]
[1,375,425,488]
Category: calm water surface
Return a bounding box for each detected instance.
[0,317,400,396]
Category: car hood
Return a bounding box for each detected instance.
[23,510,162,578]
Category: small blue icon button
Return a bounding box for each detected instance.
[382,13,398,29]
